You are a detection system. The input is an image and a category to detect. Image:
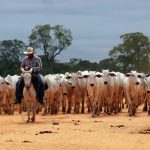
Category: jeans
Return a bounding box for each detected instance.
[15,78,24,103]
[15,73,44,103]
[33,73,45,102]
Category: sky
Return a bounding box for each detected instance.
[0,0,150,62]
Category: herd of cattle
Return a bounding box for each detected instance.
[0,70,150,118]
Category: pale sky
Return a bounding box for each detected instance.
[0,0,150,62]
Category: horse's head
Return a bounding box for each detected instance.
[21,68,33,88]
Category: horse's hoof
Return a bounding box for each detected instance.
[92,114,96,117]
[143,107,147,112]
[26,120,30,123]
[108,112,111,115]
[96,113,100,116]
[62,108,66,113]
[67,110,71,114]
[42,113,46,116]
[81,111,84,114]
[31,119,35,122]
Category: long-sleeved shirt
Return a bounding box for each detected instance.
[21,55,42,73]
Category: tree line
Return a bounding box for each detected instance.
[0,24,150,76]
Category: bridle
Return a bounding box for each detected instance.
[21,68,33,90]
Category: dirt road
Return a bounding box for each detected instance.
[1,106,150,150]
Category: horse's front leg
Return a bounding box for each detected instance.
[26,106,30,123]
[31,104,37,122]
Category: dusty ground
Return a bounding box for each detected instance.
[1,106,150,150]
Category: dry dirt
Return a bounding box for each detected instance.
[1,106,150,150]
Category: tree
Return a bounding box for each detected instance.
[77,60,99,71]
[109,32,150,73]
[69,58,81,66]
[99,58,119,72]
[68,58,99,72]
[0,39,26,76]
[29,24,72,73]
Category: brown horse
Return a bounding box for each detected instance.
[21,68,38,123]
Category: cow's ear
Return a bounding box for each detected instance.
[5,81,10,85]
[145,74,150,77]
[138,75,142,78]
[126,73,130,77]
[96,74,102,78]
[77,71,82,76]
[66,76,71,79]
[109,73,116,77]
[83,75,89,78]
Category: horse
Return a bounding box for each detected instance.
[21,68,38,123]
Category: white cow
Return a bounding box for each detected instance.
[65,72,80,113]
[123,71,142,116]
[5,74,20,88]
[44,74,62,115]
[102,70,119,115]
[87,71,104,117]
[137,73,146,107]
[60,72,76,113]
[115,72,125,112]
[144,74,150,114]
[64,71,89,113]
[76,70,90,113]
[0,76,15,115]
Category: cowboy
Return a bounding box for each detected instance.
[14,47,45,105]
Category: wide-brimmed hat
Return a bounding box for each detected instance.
[23,47,35,55]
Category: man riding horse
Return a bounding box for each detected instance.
[14,47,45,105]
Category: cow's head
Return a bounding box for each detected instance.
[127,71,141,85]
